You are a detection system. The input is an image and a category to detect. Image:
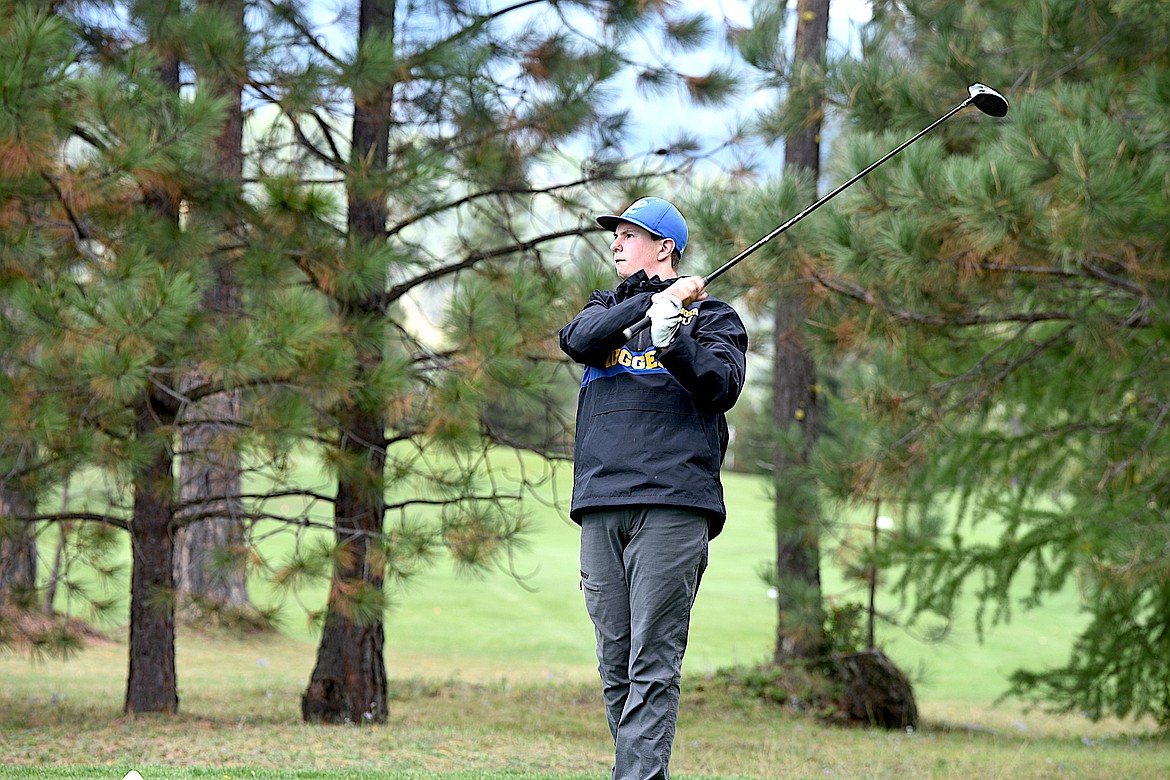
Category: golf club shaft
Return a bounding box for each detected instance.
[620,94,979,342]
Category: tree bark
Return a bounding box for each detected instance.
[1,303,38,611]
[0,489,36,609]
[175,385,248,610]
[832,650,919,729]
[302,0,394,725]
[302,407,389,724]
[125,391,180,714]
[772,299,825,661]
[771,0,830,664]
[124,40,183,716]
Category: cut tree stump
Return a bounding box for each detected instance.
[832,650,919,729]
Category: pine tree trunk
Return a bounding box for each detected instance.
[772,299,825,661]
[0,489,36,609]
[175,383,248,610]
[125,391,180,714]
[771,0,830,664]
[302,398,389,722]
[125,41,182,716]
[1,303,38,610]
[176,0,249,615]
[302,0,394,725]
[302,409,389,724]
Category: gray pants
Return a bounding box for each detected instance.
[579,507,710,780]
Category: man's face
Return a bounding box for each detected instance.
[610,221,674,280]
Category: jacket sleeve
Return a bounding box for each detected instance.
[559,290,656,366]
[656,300,748,414]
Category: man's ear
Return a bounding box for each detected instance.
[658,238,675,262]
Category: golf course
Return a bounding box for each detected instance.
[1,465,1165,779]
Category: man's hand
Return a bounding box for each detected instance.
[661,275,707,306]
[647,294,683,348]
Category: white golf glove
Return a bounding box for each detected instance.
[647,294,683,348]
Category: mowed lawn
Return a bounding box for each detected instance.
[243,459,1093,714]
[2,455,1166,779]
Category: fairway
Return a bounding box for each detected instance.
[12,457,1111,713]
[1,632,1165,780]
[246,460,1095,713]
[3,457,1164,780]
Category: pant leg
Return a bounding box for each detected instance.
[579,510,633,744]
[580,507,709,780]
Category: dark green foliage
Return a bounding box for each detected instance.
[730,1,789,74]
[0,0,745,722]
[805,0,1170,725]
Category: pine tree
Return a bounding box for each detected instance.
[0,0,741,722]
[769,0,831,665]
[0,0,344,710]
[808,0,1170,724]
[0,0,40,613]
[173,0,254,625]
[699,0,838,663]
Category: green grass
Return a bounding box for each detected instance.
[249,463,1093,708]
[1,633,1166,780]
[1,632,1167,780]
[0,773,606,780]
[38,453,1086,705]
[4,459,1166,779]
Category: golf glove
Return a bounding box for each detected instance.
[647,294,683,348]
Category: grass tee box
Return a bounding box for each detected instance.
[1,637,1166,780]
[5,455,1166,779]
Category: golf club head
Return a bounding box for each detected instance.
[968,83,1009,117]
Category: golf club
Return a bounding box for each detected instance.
[620,83,1010,341]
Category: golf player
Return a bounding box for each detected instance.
[559,197,748,780]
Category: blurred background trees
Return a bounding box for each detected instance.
[4,0,1170,730]
[801,0,1170,725]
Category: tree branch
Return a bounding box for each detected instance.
[375,226,590,309]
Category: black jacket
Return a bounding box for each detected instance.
[559,271,748,538]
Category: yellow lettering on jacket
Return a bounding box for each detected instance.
[605,347,662,371]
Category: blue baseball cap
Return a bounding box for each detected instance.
[596,197,688,255]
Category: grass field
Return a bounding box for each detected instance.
[247,463,1096,710]
[2,461,1166,779]
[1,630,1166,780]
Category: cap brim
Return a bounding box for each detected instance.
[595,215,623,232]
[597,214,662,237]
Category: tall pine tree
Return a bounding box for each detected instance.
[173,0,253,624]
[808,0,1170,724]
[255,0,739,725]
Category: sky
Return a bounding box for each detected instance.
[613,0,870,176]
[293,0,875,336]
[299,0,875,178]
[699,0,872,35]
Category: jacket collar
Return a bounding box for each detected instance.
[616,270,675,298]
